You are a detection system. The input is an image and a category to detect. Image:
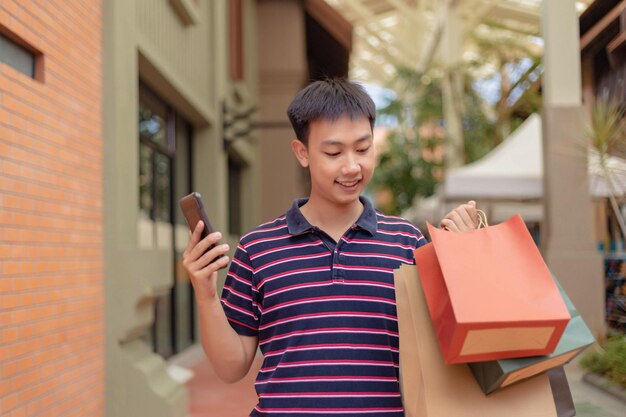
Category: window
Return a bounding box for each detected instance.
[0,31,41,80]
[139,89,172,236]
[138,83,196,357]
[228,154,244,235]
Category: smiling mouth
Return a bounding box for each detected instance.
[336,179,361,188]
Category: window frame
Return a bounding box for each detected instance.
[0,29,44,81]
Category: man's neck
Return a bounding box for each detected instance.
[300,195,364,241]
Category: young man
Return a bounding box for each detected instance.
[182,79,478,416]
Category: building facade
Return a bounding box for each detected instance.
[579,0,626,331]
[103,0,261,415]
[1,1,351,416]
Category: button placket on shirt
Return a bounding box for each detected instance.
[331,246,345,283]
[331,224,359,284]
[310,227,343,284]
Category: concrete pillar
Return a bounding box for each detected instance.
[103,0,188,414]
[540,0,605,337]
[257,0,309,221]
[441,4,465,168]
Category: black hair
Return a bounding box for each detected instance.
[286,78,376,144]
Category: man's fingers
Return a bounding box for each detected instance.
[443,205,479,231]
[201,254,230,275]
[457,201,479,229]
[183,221,205,257]
[196,243,230,269]
[440,218,458,232]
[455,207,475,229]
[445,210,467,230]
[190,231,223,261]
[441,201,481,232]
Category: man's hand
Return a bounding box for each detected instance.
[440,200,480,232]
[182,221,231,302]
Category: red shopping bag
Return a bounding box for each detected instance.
[414,214,570,364]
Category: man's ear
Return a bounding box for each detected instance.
[291,139,309,168]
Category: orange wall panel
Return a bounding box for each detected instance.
[0,0,104,416]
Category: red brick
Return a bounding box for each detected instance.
[1,1,103,415]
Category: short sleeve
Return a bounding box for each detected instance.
[409,224,428,265]
[414,226,428,249]
[221,244,259,336]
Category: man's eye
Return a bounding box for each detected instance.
[357,147,371,153]
[324,152,340,157]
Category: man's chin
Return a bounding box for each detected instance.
[332,191,363,206]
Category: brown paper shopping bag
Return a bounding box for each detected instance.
[395,263,558,417]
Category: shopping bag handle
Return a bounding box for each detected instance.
[476,210,488,228]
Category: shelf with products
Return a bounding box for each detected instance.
[604,256,626,331]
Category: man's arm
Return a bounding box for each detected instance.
[196,294,258,383]
[182,222,258,383]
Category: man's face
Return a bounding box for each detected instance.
[292,115,375,207]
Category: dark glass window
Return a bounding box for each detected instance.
[139,83,196,358]
[228,154,244,235]
[0,32,36,78]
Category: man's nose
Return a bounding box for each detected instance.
[342,154,360,175]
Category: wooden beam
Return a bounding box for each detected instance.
[305,0,353,52]
[489,2,540,27]
[461,0,500,37]
[417,0,459,73]
[344,0,418,62]
[353,28,405,68]
[607,30,626,54]
[580,0,626,50]
[387,0,420,23]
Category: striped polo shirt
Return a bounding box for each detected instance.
[221,196,427,416]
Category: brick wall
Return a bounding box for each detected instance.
[0,1,104,416]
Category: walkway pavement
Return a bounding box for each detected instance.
[564,362,624,417]
[177,345,262,417]
[178,345,625,416]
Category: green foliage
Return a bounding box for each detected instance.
[463,88,497,163]
[370,69,495,215]
[370,29,544,216]
[587,100,626,157]
[580,333,626,388]
[371,129,443,215]
[370,70,445,215]
[585,100,626,239]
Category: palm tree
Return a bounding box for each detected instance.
[586,100,626,239]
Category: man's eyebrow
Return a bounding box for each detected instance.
[321,134,373,146]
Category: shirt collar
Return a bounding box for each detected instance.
[286,196,378,236]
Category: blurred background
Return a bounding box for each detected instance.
[0,0,625,416]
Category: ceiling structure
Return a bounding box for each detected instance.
[324,0,596,86]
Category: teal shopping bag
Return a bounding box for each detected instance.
[469,277,595,394]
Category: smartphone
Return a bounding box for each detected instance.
[179,192,223,261]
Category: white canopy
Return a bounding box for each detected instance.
[443,113,626,201]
